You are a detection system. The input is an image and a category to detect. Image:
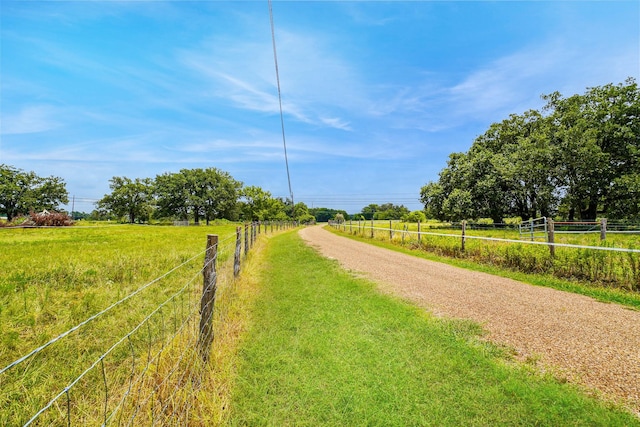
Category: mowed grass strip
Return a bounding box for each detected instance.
[227,231,639,426]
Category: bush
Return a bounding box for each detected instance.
[29,211,74,226]
[477,218,494,225]
[403,211,427,223]
[502,216,523,225]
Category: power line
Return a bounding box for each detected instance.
[268,0,294,207]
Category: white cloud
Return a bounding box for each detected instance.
[1,105,61,135]
[319,117,352,131]
[179,27,365,132]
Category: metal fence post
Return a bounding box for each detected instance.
[530,218,534,241]
[198,234,218,362]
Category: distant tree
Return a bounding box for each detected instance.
[0,164,69,221]
[240,186,287,221]
[360,204,379,220]
[403,210,427,223]
[309,207,349,222]
[195,168,242,224]
[334,213,345,223]
[98,177,153,223]
[155,171,190,221]
[374,203,410,220]
[71,211,90,220]
[155,168,242,224]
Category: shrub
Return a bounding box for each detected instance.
[403,210,427,223]
[502,216,523,225]
[29,211,74,227]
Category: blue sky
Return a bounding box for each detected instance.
[1,1,638,214]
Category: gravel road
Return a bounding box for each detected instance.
[298,225,640,414]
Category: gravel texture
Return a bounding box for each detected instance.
[299,226,640,414]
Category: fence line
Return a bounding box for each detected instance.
[331,222,640,254]
[329,220,640,291]
[3,221,297,426]
[23,272,201,426]
[0,248,208,376]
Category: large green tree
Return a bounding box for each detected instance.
[0,164,68,221]
[544,78,640,219]
[240,186,288,221]
[97,177,154,223]
[421,79,640,222]
[155,168,242,224]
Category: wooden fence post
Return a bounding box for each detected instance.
[461,220,466,252]
[370,217,374,239]
[418,220,421,245]
[547,218,555,258]
[244,223,249,256]
[251,222,256,246]
[198,234,218,362]
[234,226,241,277]
[600,218,607,241]
[389,220,393,241]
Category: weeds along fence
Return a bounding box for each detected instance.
[0,221,296,426]
[329,220,640,292]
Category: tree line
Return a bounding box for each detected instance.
[96,168,320,224]
[420,79,639,222]
[1,164,421,225]
[0,165,320,224]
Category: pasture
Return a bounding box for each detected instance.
[0,223,238,425]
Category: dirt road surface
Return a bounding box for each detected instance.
[299,226,640,414]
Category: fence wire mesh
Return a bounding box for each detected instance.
[0,224,274,426]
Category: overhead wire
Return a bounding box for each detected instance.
[268,0,294,207]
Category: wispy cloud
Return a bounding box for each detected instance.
[179,27,360,132]
[1,105,61,135]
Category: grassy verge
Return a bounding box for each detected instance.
[227,231,638,425]
[327,226,640,310]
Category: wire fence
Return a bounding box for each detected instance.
[329,219,640,291]
[1,221,297,426]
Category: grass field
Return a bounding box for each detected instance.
[0,223,239,425]
[226,231,639,425]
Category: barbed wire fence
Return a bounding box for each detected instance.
[1,221,296,426]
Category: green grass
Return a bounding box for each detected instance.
[227,231,639,425]
[0,223,239,425]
